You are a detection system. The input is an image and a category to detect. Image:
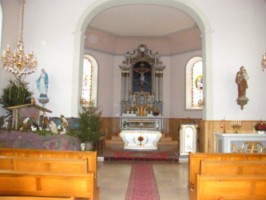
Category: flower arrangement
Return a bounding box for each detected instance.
[254,121,266,131]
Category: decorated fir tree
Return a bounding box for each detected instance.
[78,105,102,144]
[1,77,33,108]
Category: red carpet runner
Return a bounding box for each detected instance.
[104,149,178,162]
[125,164,160,200]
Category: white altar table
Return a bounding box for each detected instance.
[119,130,162,150]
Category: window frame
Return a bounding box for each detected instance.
[185,56,203,110]
[81,54,98,107]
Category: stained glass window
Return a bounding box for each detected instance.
[186,56,203,109]
[191,60,203,107]
[81,55,98,106]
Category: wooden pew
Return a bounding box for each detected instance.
[0,156,88,173]
[0,170,95,199]
[0,197,75,200]
[189,153,266,200]
[189,153,266,190]
[196,175,266,200]
[0,148,99,200]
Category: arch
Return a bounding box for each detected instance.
[71,0,213,119]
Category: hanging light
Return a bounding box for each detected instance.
[262,52,266,71]
[1,0,37,77]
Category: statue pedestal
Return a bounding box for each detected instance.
[119,130,162,150]
[38,98,49,105]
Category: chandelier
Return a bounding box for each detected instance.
[1,0,37,77]
[262,52,266,71]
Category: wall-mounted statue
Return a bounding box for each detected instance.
[235,66,249,110]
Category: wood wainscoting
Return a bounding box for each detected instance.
[101,117,259,153]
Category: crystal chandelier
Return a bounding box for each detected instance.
[1,0,37,77]
[262,52,266,71]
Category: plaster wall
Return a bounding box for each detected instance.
[0,0,265,121]
[192,0,266,120]
[170,50,202,118]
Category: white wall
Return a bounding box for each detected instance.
[193,0,266,120]
[0,0,21,115]
[170,50,202,118]
[0,0,266,121]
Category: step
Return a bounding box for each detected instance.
[111,136,122,141]
[105,139,178,148]
[160,137,173,142]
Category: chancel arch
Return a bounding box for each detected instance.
[72,0,212,119]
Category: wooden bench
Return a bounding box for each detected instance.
[0,148,99,200]
[189,153,266,190]
[0,170,95,199]
[189,153,266,200]
[0,197,75,200]
[196,175,266,200]
[0,156,88,173]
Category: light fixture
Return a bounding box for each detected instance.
[1,0,37,77]
[262,52,266,71]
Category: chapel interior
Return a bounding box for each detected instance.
[0,0,266,200]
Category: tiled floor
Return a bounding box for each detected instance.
[98,160,189,200]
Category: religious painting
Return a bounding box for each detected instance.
[133,62,152,93]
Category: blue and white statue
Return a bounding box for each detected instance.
[36,68,49,99]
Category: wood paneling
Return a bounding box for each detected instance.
[101,117,259,153]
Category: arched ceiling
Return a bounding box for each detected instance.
[85,4,201,55]
[88,4,197,37]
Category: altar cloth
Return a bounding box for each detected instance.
[120,130,162,150]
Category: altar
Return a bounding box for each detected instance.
[120,130,162,150]
[216,133,266,153]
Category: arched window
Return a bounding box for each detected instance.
[186,56,203,109]
[80,55,98,107]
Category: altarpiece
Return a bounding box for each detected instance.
[119,44,165,131]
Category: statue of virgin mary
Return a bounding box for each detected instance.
[36,68,49,98]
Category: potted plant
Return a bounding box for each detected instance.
[77,104,102,150]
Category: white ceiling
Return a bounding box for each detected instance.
[89,4,197,37]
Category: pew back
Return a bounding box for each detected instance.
[0,156,88,174]
[200,160,266,176]
[0,170,95,199]
[0,148,97,174]
[0,197,75,200]
[196,175,266,200]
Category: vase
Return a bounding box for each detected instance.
[257,130,265,134]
